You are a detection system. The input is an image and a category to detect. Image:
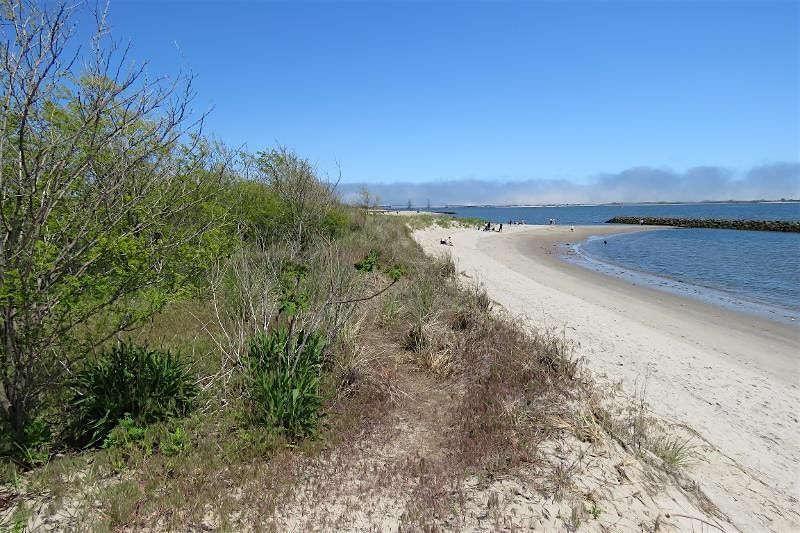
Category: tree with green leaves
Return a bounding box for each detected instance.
[0,0,227,447]
[253,147,346,246]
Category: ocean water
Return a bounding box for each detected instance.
[423,203,800,321]
[574,229,800,322]
[435,202,800,225]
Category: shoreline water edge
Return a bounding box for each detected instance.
[561,229,800,325]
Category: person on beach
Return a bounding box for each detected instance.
[499,223,503,232]
[570,225,574,232]
[447,236,453,246]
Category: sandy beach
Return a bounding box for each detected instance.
[414,223,800,532]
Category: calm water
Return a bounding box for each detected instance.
[420,203,800,321]
[576,229,800,321]
[435,202,800,225]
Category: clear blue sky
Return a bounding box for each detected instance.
[107,0,798,185]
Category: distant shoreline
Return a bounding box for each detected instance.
[383,199,800,209]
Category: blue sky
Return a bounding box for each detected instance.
[107,0,798,192]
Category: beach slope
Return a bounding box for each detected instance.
[414,224,800,532]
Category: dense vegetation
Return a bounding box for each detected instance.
[0,0,358,463]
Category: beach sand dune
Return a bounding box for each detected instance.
[414,224,800,532]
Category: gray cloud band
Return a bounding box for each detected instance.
[337,162,799,206]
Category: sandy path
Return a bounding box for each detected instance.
[414,224,800,532]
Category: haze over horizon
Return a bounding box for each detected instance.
[109,1,799,203]
[337,162,800,206]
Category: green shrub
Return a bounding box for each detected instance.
[354,250,379,272]
[0,417,52,466]
[68,343,198,447]
[320,206,351,238]
[102,416,146,450]
[246,328,325,440]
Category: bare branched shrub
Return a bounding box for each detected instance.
[205,246,280,393]
[205,240,359,378]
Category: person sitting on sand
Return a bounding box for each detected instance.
[447,236,453,246]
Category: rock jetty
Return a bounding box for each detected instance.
[606,216,800,233]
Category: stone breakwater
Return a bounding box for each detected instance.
[606,216,800,233]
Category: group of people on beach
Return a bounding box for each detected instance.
[481,220,527,232]
[482,222,503,232]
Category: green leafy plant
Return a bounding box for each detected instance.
[102,417,146,450]
[354,250,379,272]
[245,328,325,440]
[159,426,189,457]
[384,263,407,281]
[68,343,198,447]
[278,261,310,317]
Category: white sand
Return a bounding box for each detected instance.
[414,224,800,532]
